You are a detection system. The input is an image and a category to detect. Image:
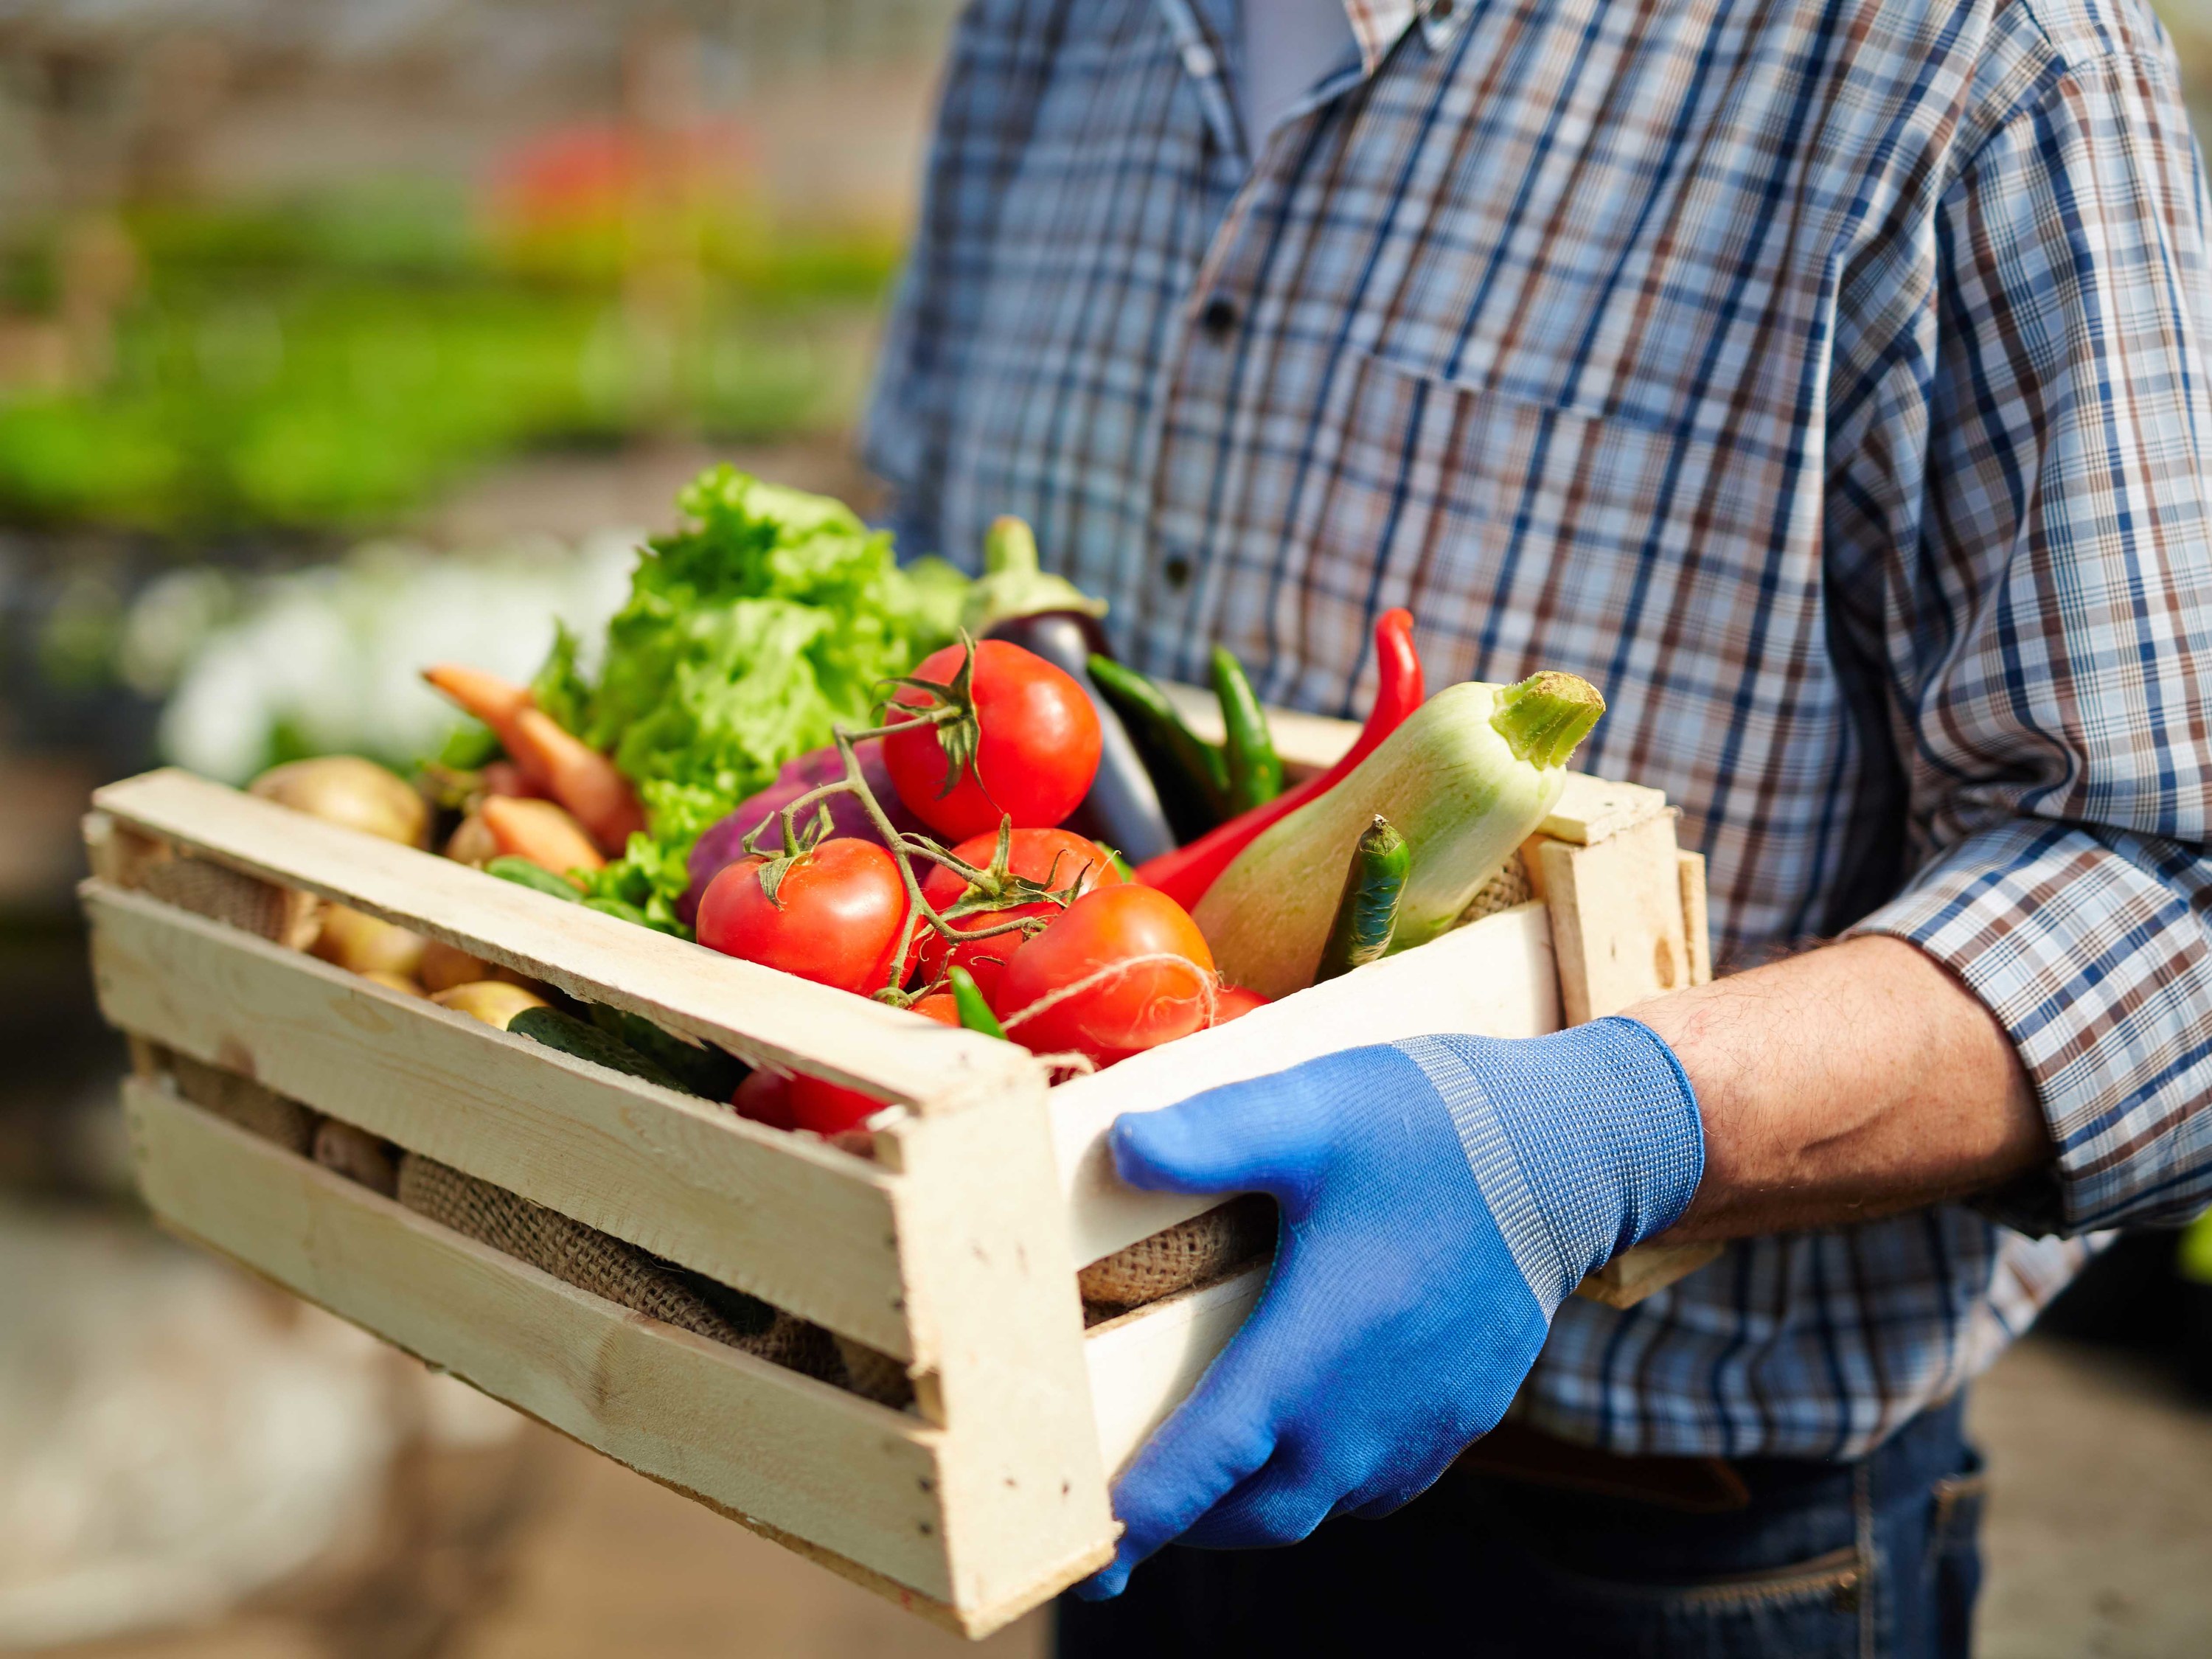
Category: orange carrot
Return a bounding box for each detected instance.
[481,796,605,876]
[422,665,542,782]
[510,707,647,854]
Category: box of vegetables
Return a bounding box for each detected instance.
[80,471,1716,1637]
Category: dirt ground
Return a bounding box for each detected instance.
[30,1329,2208,1659]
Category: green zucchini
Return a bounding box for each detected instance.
[1211,646,1284,813]
[1313,816,1408,984]
[1194,672,1604,998]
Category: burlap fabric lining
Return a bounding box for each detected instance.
[1079,1192,1277,1311]
[832,1337,917,1409]
[1074,853,1533,1317]
[395,1152,840,1380]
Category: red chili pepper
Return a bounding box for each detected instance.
[1135,609,1425,909]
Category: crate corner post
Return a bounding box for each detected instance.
[880,1069,1119,1635]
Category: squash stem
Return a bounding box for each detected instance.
[1490,672,1605,769]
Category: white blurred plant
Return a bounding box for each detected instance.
[125,532,639,783]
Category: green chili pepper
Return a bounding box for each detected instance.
[1211,646,1284,813]
[1086,655,1231,838]
[947,967,1008,1040]
[1313,815,1409,984]
[487,855,582,900]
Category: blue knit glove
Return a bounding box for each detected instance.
[1076,1018,1703,1598]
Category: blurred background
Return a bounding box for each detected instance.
[2,2,2211,1655]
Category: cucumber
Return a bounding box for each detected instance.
[587,1004,747,1099]
[487,855,582,900]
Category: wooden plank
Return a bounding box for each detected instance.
[1084,1267,1266,1478]
[1537,814,1691,1026]
[874,1082,1118,1621]
[91,771,1040,1116]
[1679,850,1713,986]
[1051,902,1559,1270]
[1542,775,1672,846]
[123,1078,960,1603]
[1579,1240,1724,1308]
[88,881,917,1359]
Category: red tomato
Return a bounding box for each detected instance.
[911,829,1126,1001]
[1211,985,1270,1025]
[786,993,961,1135]
[730,1069,796,1130]
[695,838,909,995]
[997,885,1217,1068]
[883,640,1102,841]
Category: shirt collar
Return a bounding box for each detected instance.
[1341,0,1470,73]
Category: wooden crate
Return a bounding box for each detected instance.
[80,709,1717,1639]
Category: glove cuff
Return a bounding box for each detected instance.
[1398,1018,1704,1307]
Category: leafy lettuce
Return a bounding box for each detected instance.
[540,466,964,930]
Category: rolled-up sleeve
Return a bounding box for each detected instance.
[1844,49,2212,1235]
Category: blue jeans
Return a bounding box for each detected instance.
[1057,1395,1985,1658]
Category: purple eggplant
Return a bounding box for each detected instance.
[679,736,922,925]
[985,610,1178,865]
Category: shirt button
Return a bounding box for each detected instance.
[1430,0,1456,18]
[1199,295,1239,341]
[1163,554,1194,589]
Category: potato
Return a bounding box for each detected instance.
[358,969,425,998]
[430,981,549,1030]
[445,813,498,866]
[420,937,492,992]
[310,905,425,979]
[312,1119,399,1197]
[250,757,428,848]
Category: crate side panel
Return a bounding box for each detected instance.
[89,882,917,1358]
[91,771,1035,1112]
[124,1079,957,1602]
[1049,901,1560,1270]
[1083,1267,1267,1478]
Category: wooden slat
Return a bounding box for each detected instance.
[1049,902,1560,1270]
[91,770,1040,1115]
[1084,1267,1266,1478]
[88,880,917,1359]
[123,1079,959,1601]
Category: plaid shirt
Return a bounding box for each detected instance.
[865,0,2212,1458]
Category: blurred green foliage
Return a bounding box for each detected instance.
[0,183,900,533]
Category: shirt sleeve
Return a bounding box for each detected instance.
[1837,48,2212,1236]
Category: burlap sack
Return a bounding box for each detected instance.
[832,1338,917,1411]
[167,1054,316,1155]
[1078,1192,1276,1311]
[1457,849,1534,925]
[395,1153,838,1378]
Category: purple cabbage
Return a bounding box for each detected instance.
[679,737,924,924]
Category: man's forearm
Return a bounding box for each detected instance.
[1628,935,2050,1240]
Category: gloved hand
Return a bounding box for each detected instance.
[1077,1018,1703,1598]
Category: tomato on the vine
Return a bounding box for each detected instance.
[996,884,1216,1068]
[785,992,960,1135]
[883,639,1102,841]
[911,828,1126,1001]
[695,837,908,996]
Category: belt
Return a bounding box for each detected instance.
[1453,1420,1751,1514]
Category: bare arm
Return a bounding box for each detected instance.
[1628,935,2051,1240]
